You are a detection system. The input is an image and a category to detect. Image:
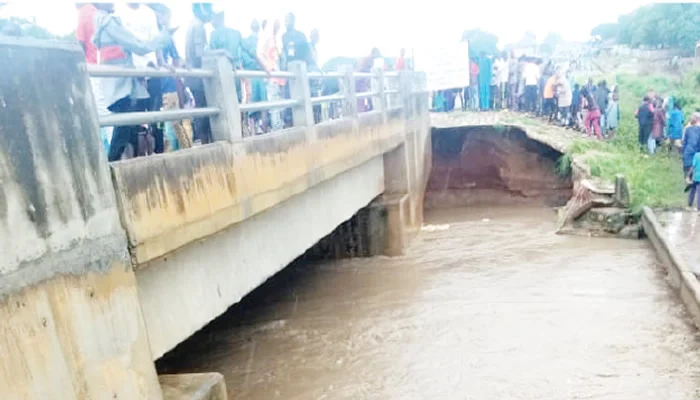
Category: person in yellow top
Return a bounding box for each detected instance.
[543,75,558,123]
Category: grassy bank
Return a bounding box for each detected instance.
[563,69,700,212]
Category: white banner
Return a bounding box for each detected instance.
[413,42,470,91]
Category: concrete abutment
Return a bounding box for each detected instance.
[0,38,432,399]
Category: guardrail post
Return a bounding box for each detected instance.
[339,65,358,118]
[288,61,316,140]
[399,70,413,120]
[371,68,387,122]
[203,51,242,141]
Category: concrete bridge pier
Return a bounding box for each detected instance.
[0,39,164,399]
[0,38,431,399]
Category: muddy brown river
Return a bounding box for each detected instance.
[157,206,700,399]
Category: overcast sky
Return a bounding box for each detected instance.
[1,0,651,61]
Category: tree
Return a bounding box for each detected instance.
[461,29,499,58]
[539,32,562,55]
[0,16,58,39]
[613,3,700,53]
[591,23,619,41]
[518,31,537,48]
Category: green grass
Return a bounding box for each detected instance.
[562,69,700,212]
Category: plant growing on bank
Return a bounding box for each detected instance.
[560,70,699,212]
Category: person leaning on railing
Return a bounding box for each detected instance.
[92,5,174,162]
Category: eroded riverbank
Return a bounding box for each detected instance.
[157,206,700,399]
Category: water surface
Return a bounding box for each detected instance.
[158,207,700,399]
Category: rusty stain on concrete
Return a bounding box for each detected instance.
[111,116,408,266]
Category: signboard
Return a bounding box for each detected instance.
[413,42,470,91]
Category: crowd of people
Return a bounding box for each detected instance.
[77,2,323,162]
[432,52,621,140]
[430,49,700,212]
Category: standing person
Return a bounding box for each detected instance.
[498,53,509,110]
[539,60,553,116]
[683,114,700,178]
[490,56,500,109]
[308,29,323,122]
[571,83,581,129]
[556,71,572,127]
[396,48,407,71]
[507,52,519,110]
[581,87,602,139]
[516,55,527,111]
[76,2,125,155]
[242,19,267,133]
[478,52,492,111]
[281,12,311,126]
[650,99,666,154]
[636,96,654,153]
[542,73,557,122]
[186,3,214,144]
[92,3,173,161]
[605,91,620,139]
[209,9,269,103]
[523,57,540,113]
[685,150,700,211]
[281,12,311,68]
[669,103,685,152]
[115,3,159,68]
[116,3,163,154]
[468,57,480,111]
[154,5,192,151]
[258,18,285,131]
[595,81,610,134]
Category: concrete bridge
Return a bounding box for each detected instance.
[0,38,431,399]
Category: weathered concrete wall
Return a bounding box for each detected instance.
[137,156,385,359]
[0,38,161,399]
[111,115,405,266]
[641,208,700,330]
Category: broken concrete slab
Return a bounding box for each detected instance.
[160,373,227,400]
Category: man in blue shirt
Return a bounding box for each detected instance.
[683,113,700,177]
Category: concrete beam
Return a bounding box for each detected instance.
[112,117,405,266]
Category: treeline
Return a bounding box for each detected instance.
[592,3,700,52]
[0,17,74,40]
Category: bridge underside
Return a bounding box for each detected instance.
[138,156,386,359]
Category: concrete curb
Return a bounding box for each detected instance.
[641,207,700,329]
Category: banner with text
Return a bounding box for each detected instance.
[413,42,470,91]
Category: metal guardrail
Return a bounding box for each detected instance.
[99,108,220,127]
[87,64,214,79]
[356,91,378,99]
[239,99,299,113]
[234,70,294,79]
[87,54,422,141]
[310,94,345,105]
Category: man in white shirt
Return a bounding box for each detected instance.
[115,3,159,68]
[498,55,509,110]
[523,59,540,113]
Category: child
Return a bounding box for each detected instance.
[687,151,700,210]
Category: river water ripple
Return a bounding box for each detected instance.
[158,206,700,399]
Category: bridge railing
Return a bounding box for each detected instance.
[86,51,422,149]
